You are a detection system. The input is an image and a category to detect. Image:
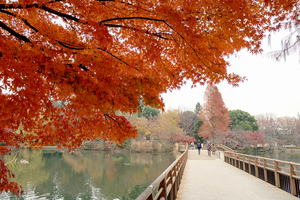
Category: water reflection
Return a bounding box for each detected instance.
[247,151,300,164]
[1,150,179,200]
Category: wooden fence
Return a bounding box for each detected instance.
[225,151,300,197]
[135,145,188,200]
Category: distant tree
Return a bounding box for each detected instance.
[194,102,201,118]
[229,110,259,131]
[255,113,278,146]
[192,102,203,142]
[137,100,145,118]
[246,132,265,147]
[141,106,160,120]
[156,110,183,141]
[193,120,204,142]
[276,116,300,145]
[133,109,182,140]
[179,111,196,136]
[172,135,195,144]
[298,112,300,120]
[137,99,160,119]
[277,140,285,146]
[198,85,231,140]
[235,131,265,147]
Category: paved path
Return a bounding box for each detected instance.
[176,150,298,200]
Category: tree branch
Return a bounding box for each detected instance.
[41,5,82,23]
[100,17,165,24]
[0,0,64,9]
[0,10,38,32]
[0,21,31,43]
[104,113,123,129]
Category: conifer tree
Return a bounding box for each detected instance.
[198,85,231,140]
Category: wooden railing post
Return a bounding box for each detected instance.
[167,170,174,200]
[290,163,297,196]
[263,159,268,182]
[146,193,153,200]
[174,164,178,198]
[243,155,246,172]
[274,160,280,188]
[235,154,237,167]
[255,157,259,178]
[248,157,251,174]
[239,154,241,169]
[157,177,167,199]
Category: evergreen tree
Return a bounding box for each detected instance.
[194,102,201,118]
[193,102,203,142]
[229,110,259,131]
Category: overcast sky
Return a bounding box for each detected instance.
[161,31,300,118]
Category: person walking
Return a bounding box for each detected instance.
[190,142,194,150]
[211,144,217,157]
[196,140,202,155]
[207,143,211,156]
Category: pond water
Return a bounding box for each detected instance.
[1,149,179,200]
[245,151,300,164]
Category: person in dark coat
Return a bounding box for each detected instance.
[196,140,202,155]
[207,143,211,156]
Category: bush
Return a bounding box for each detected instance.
[123,139,132,150]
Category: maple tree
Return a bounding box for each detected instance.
[172,135,195,144]
[244,131,265,147]
[0,0,299,195]
[198,85,231,140]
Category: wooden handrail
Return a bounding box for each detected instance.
[223,151,300,197]
[135,144,188,200]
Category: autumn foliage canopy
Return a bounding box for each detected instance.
[0,0,299,195]
[198,85,231,140]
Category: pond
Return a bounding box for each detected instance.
[0,149,180,200]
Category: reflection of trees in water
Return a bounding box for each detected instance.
[63,151,104,179]
[250,152,300,163]
[34,150,94,199]
[104,154,117,181]
[4,150,177,199]
[62,151,177,199]
[4,150,49,189]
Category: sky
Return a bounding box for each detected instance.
[161,31,300,118]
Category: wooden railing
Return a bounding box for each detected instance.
[135,144,188,200]
[224,151,300,197]
[217,144,234,152]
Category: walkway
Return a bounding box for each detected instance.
[176,150,298,200]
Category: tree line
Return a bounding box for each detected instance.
[195,85,300,149]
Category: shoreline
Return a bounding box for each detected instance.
[7,145,176,154]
